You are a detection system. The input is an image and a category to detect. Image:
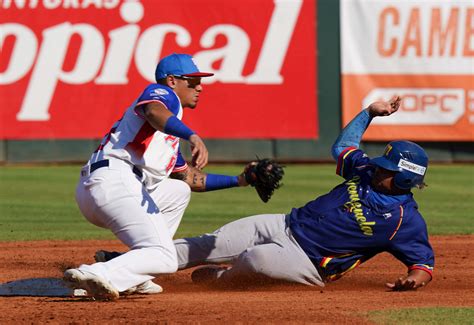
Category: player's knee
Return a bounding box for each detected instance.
[171,179,191,205]
[181,181,191,202]
[164,248,179,273]
[166,259,179,273]
[147,247,179,273]
[239,248,270,275]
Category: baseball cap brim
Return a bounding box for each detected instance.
[370,156,400,172]
[182,72,214,77]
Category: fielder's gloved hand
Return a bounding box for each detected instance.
[244,158,285,203]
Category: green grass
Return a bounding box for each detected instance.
[0,164,473,241]
[414,165,474,235]
[368,307,474,325]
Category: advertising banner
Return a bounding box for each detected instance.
[341,0,474,141]
[0,0,318,139]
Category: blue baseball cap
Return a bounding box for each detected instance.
[155,53,214,81]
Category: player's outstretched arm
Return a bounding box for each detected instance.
[170,166,247,192]
[385,269,431,291]
[366,96,401,117]
[171,159,284,202]
[331,96,401,160]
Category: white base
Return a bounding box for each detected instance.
[0,277,87,297]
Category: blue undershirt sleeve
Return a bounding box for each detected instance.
[331,109,372,160]
[205,174,239,191]
[164,116,195,140]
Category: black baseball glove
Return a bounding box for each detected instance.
[244,158,285,203]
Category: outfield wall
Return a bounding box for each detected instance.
[1,0,473,163]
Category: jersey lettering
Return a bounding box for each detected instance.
[165,135,179,150]
[164,135,180,172]
[343,176,376,236]
[166,155,177,173]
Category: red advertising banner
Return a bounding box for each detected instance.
[341,0,474,142]
[0,0,318,140]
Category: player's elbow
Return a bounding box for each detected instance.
[331,144,343,161]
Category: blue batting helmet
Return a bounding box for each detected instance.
[371,141,428,190]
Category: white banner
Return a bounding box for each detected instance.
[341,0,474,75]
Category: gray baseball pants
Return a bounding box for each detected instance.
[174,214,325,286]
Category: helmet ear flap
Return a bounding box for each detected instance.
[394,168,425,190]
[394,173,415,190]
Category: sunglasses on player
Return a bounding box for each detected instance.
[171,75,201,89]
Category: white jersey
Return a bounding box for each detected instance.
[89,84,188,190]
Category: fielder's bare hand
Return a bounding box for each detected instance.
[366,96,401,117]
[189,134,208,170]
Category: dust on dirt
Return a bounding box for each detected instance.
[0,236,472,324]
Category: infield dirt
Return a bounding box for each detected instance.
[0,235,472,324]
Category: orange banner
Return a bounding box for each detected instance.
[341,0,474,141]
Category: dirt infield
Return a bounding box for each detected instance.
[0,236,473,324]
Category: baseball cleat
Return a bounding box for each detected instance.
[122,280,163,295]
[94,250,123,263]
[64,268,119,301]
[191,265,229,284]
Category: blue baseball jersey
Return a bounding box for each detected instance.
[289,147,434,282]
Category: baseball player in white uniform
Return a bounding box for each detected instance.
[64,53,251,300]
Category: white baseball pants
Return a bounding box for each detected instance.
[75,159,191,292]
[175,214,324,286]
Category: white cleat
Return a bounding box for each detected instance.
[94,251,163,295]
[122,280,164,295]
[64,268,119,301]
